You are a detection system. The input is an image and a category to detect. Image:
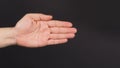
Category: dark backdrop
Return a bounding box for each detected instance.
[0,0,120,68]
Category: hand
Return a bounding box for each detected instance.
[14,13,77,48]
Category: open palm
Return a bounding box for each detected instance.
[14,13,77,48]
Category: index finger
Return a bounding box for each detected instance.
[47,20,73,27]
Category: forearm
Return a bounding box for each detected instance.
[0,27,16,48]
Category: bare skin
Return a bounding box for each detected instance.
[0,13,77,48]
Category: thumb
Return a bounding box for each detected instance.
[25,13,53,21]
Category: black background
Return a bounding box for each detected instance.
[0,0,120,68]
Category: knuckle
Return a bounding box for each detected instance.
[64,28,68,33]
[63,34,67,38]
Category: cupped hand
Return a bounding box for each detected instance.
[14,13,77,48]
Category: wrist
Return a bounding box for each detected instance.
[0,27,16,48]
[8,27,17,45]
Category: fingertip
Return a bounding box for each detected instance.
[49,15,53,19]
[45,14,52,17]
[71,28,77,33]
[64,39,68,43]
[68,22,73,27]
[46,15,53,20]
[71,34,75,38]
[73,28,77,33]
[65,22,73,27]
